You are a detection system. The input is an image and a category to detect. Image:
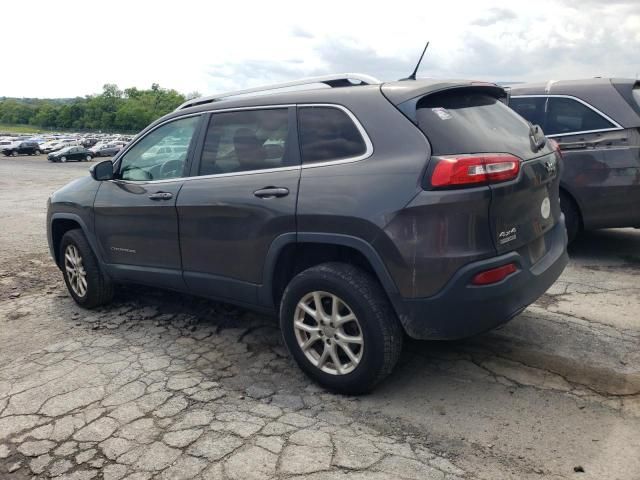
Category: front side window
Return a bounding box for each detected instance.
[545,97,615,136]
[198,108,291,175]
[298,106,367,163]
[119,116,199,181]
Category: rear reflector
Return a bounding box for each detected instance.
[430,154,521,188]
[471,263,517,285]
[547,138,563,159]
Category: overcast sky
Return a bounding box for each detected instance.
[2,0,639,98]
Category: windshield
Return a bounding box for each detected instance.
[633,86,640,109]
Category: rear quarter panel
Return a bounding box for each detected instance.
[296,90,430,244]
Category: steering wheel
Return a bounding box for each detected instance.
[159,160,182,178]
[122,166,152,181]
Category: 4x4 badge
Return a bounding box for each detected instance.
[498,227,517,245]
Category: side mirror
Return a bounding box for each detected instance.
[90,160,114,181]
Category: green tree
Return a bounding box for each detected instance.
[0,84,186,133]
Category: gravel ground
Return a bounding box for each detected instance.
[0,155,639,480]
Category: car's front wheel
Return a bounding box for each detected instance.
[280,262,403,394]
[85,155,92,161]
[60,229,113,308]
[60,156,67,163]
[11,150,18,157]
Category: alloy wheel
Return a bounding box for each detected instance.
[64,244,87,297]
[293,291,364,375]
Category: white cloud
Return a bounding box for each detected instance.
[1,0,638,98]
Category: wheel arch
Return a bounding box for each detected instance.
[50,213,101,268]
[261,233,400,311]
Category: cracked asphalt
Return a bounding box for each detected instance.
[1,156,639,480]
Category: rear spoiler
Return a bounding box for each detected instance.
[381,80,507,124]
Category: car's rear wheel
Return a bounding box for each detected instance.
[280,262,403,394]
[35,150,41,155]
[85,155,92,161]
[60,156,67,163]
[560,191,581,244]
[60,229,113,308]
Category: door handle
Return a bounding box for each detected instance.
[148,191,173,200]
[254,187,289,198]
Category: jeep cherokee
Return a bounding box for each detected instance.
[47,74,568,394]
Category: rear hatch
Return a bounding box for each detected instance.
[408,86,562,257]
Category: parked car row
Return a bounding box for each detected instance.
[0,132,133,158]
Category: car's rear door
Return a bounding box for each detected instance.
[176,107,300,307]
[93,115,202,290]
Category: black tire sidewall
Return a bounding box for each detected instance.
[280,267,389,393]
[560,192,579,243]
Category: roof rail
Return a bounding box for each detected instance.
[175,73,381,111]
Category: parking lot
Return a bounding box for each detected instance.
[0,155,638,479]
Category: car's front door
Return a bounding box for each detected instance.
[177,107,300,306]
[93,115,202,289]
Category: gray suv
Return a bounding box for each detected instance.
[509,78,640,241]
[47,74,568,393]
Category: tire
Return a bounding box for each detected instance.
[60,229,114,308]
[12,150,18,157]
[560,191,581,244]
[280,262,403,395]
[35,150,41,155]
[60,156,67,163]
[86,155,92,161]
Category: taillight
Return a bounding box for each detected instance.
[471,263,518,285]
[430,154,521,188]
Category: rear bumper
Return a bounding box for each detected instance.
[393,218,568,340]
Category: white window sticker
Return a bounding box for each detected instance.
[432,108,452,120]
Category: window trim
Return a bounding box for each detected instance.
[194,105,298,178]
[112,103,373,185]
[113,112,203,182]
[297,103,374,168]
[510,94,623,137]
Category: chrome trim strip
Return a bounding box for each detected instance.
[111,165,302,185]
[510,94,624,136]
[546,128,623,138]
[111,103,373,185]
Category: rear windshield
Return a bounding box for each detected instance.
[633,87,640,109]
[416,91,532,156]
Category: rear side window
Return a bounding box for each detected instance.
[198,108,291,176]
[298,106,367,163]
[545,97,614,135]
[416,91,531,155]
